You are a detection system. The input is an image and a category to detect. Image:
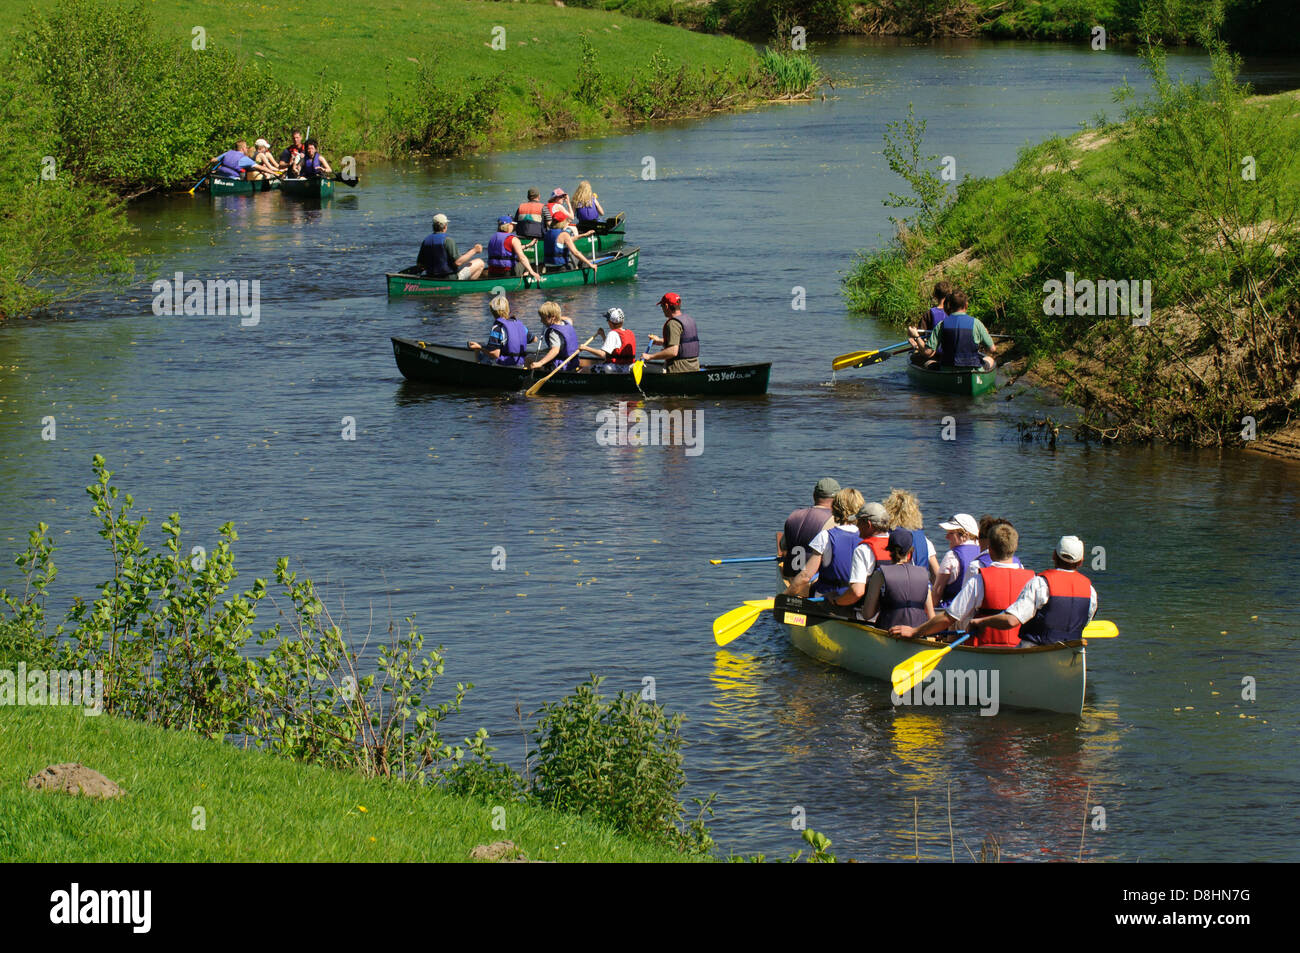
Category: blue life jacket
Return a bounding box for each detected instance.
[418,233,456,278]
[940,542,980,605]
[910,529,929,568]
[495,318,529,366]
[215,149,247,179]
[488,232,515,270]
[926,306,946,331]
[813,527,858,597]
[978,551,1023,568]
[547,323,580,368]
[1020,570,1092,645]
[876,563,930,629]
[668,314,700,361]
[302,153,324,176]
[543,228,570,269]
[937,312,982,368]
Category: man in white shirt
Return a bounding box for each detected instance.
[973,535,1097,645]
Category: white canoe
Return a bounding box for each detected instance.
[775,595,1086,715]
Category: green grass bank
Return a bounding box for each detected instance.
[843,39,1300,450]
[0,704,696,862]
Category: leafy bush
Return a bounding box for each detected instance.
[529,675,713,852]
[384,62,503,156]
[0,456,503,783]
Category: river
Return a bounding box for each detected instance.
[1,37,1297,861]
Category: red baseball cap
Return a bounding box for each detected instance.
[658,292,681,307]
[551,207,569,223]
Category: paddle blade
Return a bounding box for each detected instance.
[713,599,774,647]
[891,643,956,697]
[832,349,879,370]
[631,360,643,386]
[524,379,543,398]
[1082,620,1118,639]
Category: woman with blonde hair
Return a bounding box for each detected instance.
[784,487,864,599]
[883,488,941,581]
[571,180,605,230]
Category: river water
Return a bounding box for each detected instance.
[2,38,1297,861]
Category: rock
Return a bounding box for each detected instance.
[26,763,123,799]
[469,840,523,862]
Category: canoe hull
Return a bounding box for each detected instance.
[392,339,770,396]
[208,177,278,195]
[775,595,1085,715]
[279,176,335,199]
[524,230,623,265]
[386,248,640,297]
[906,362,996,396]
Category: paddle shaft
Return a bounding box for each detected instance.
[525,334,599,396]
[711,556,780,565]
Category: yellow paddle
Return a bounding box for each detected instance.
[525,334,598,397]
[890,619,1120,697]
[831,340,913,371]
[631,360,644,387]
[712,599,776,647]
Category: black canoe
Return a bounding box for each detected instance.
[392,339,770,396]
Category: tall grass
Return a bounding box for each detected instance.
[757,47,822,96]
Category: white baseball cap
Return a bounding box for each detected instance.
[938,513,978,536]
[1056,535,1084,562]
[254,138,270,149]
[432,213,449,227]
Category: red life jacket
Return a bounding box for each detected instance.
[973,565,1034,646]
[608,327,635,364]
[516,201,544,219]
[861,534,890,565]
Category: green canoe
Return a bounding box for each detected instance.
[522,229,624,265]
[208,176,279,195]
[906,361,997,396]
[386,247,640,297]
[279,176,334,199]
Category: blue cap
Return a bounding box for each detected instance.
[497,215,513,225]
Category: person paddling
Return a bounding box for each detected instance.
[527,301,581,371]
[643,292,700,374]
[211,140,278,180]
[973,535,1096,645]
[578,308,637,373]
[513,188,549,240]
[784,488,865,600]
[279,129,305,175]
[299,139,332,178]
[932,513,981,610]
[908,281,952,365]
[914,290,996,371]
[571,180,605,230]
[859,528,935,627]
[830,501,892,610]
[249,139,280,180]
[417,213,485,281]
[485,217,541,280]
[541,208,597,273]
[777,478,839,585]
[891,521,1032,643]
[468,295,535,366]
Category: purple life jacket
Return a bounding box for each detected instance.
[876,563,930,628]
[495,318,528,366]
[813,527,858,597]
[668,314,699,361]
[940,542,980,605]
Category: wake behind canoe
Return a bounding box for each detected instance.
[392,339,770,396]
[386,247,639,296]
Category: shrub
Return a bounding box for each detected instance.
[529,675,713,852]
